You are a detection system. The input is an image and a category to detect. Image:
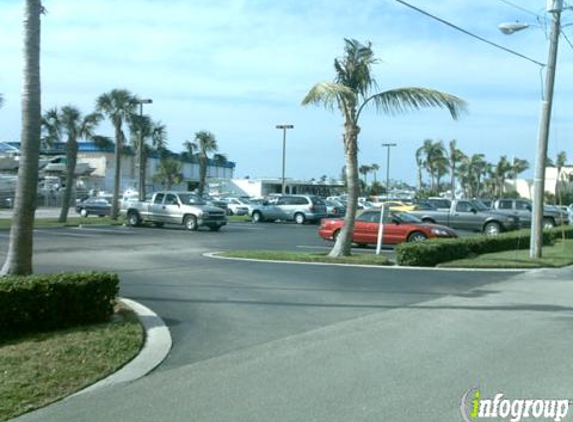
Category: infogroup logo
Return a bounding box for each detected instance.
[460,388,571,422]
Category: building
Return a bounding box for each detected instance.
[221,178,345,198]
[3,141,236,194]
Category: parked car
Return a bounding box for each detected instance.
[121,191,227,231]
[373,201,417,212]
[75,197,112,217]
[250,195,327,224]
[408,199,520,235]
[426,197,452,210]
[223,197,252,216]
[318,209,458,246]
[325,199,346,217]
[491,198,569,228]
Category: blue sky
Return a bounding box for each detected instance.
[1,0,572,184]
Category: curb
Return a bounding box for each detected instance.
[203,251,527,273]
[70,297,172,398]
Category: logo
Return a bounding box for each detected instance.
[461,388,570,422]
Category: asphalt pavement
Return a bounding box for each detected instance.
[4,222,572,422]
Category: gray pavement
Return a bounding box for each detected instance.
[3,224,572,421]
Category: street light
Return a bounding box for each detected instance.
[498,22,530,35]
[499,0,563,258]
[137,98,153,201]
[381,143,397,196]
[275,124,294,194]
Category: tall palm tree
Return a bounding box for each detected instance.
[359,164,371,185]
[494,156,512,197]
[421,139,446,192]
[2,0,43,276]
[448,139,466,199]
[415,145,426,190]
[555,151,567,201]
[302,39,466,257]
[129,115,167,200]
[42,106,102,223]
[370,163,380,183]
[152,157,183,190]
[96,89,138,219]
[183,131,221,196]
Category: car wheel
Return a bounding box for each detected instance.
[209,225,222,232]
[484,221,501,236]
[407,231,427,242]
[294,213,306,225]
[184,215,198,231]
[127,211,141,227]
[252,211,263,223]
[543,218,555,230]
[79,208,88,218]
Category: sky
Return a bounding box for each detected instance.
[1,0,572,185]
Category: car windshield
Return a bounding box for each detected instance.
[177,193,206,205]
[392,211,422,224]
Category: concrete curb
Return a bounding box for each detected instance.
[203,251,527,273]
[70,297,172,398]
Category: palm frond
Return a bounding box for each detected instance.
[358,87,468,121]
[301,82,355,110]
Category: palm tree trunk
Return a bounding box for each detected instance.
[110,128,122,219]
[58,138,77,223]
[417,166,422,191]
[139,148,147,200]
[1,0,42,276]
[198,155,207,196]
[329,124,358,257]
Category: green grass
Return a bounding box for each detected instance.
[0,216,124,229]
[221,250,391,266]
[227,215,251,223]
[439,239,573,269]
[0,306,144,421]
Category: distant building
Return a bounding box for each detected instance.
[221,178,345,198]
[505,165,573,199]
[3,141,236,193]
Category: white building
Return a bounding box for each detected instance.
[221,178,344,198]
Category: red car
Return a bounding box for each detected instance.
[318,209,457,246]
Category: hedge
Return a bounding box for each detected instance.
[0,272,119,335]
[396,227,567,267]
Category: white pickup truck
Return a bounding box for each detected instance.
[121,191,227,231]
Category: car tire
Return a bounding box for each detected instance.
[407,231,427,242]
[294,213,306,225]
[543,217,555,230]
[252,211,263,223]
[79,208,88,218]
[127,211,141,227]
[184,215,198,231]
[484,221,501,236]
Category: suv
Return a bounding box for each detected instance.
[492,198,569,228]
[250,195,327,224]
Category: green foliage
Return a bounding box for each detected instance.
[0,272,119,336]
[396,229,562,267]
[500,189,521,199]
[368,181,386,195]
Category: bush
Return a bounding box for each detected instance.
[0,272,119,335]
[396,228,560,267]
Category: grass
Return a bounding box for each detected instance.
[221,250,391,266]
[0,305,144,421]
[438,239,573,269]
[227,215,251,223]
[0,216,124,229]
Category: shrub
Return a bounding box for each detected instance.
[0,272,119,335]
[396,228,560,267]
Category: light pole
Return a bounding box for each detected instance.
[499,0,563,258]
[275,124,294,194]
[382,143,397,196]
[137,98,153,201]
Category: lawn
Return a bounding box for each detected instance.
[438,239,573,269]
[221,250,391,266]
[0,216,124,229]
[0,306,144,421]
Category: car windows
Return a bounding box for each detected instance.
[456,201,473,212]
[357,211,378,222]
[498,200,513,210]
[312,197,326,206]
[154,193,165,204]
[515,201,530,210]
[165,194,178,205]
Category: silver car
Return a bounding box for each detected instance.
[250,195,327,224]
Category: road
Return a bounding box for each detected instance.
[7,222,573,422]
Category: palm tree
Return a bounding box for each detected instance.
[420,139,446,192]
[448,139,466,199]
[129,115,167,200]
[302,39,466,257]
[359,165,371,185]
[494,156,512,197]
[415,145,426,190]
[42,106,102,223]
[2,0,43,276]
[555,151,567,202]
[370,163,380,183]
[183,131,222,196]
[152,157,183,190]
[96,89,138,219]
